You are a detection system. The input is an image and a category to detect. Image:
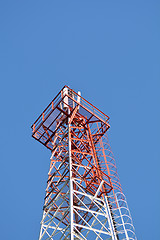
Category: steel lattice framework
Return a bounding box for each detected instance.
[31,86,137,240]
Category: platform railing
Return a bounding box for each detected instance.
[31,86,110,134]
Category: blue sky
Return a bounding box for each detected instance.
[0,0,159,239]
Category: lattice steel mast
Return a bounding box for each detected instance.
[31,86,136,240]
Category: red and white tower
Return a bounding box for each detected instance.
[31,86,136,240]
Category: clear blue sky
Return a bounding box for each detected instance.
[0,0,159,239]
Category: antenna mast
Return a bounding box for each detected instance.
[31,86,137,240]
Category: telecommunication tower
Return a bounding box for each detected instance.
[31,86,137,240]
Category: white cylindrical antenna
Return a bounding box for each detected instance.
[77,91,81,103]
[63,87,68,109]
[77,91,81,110]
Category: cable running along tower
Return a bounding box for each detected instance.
[31,86,137,240]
